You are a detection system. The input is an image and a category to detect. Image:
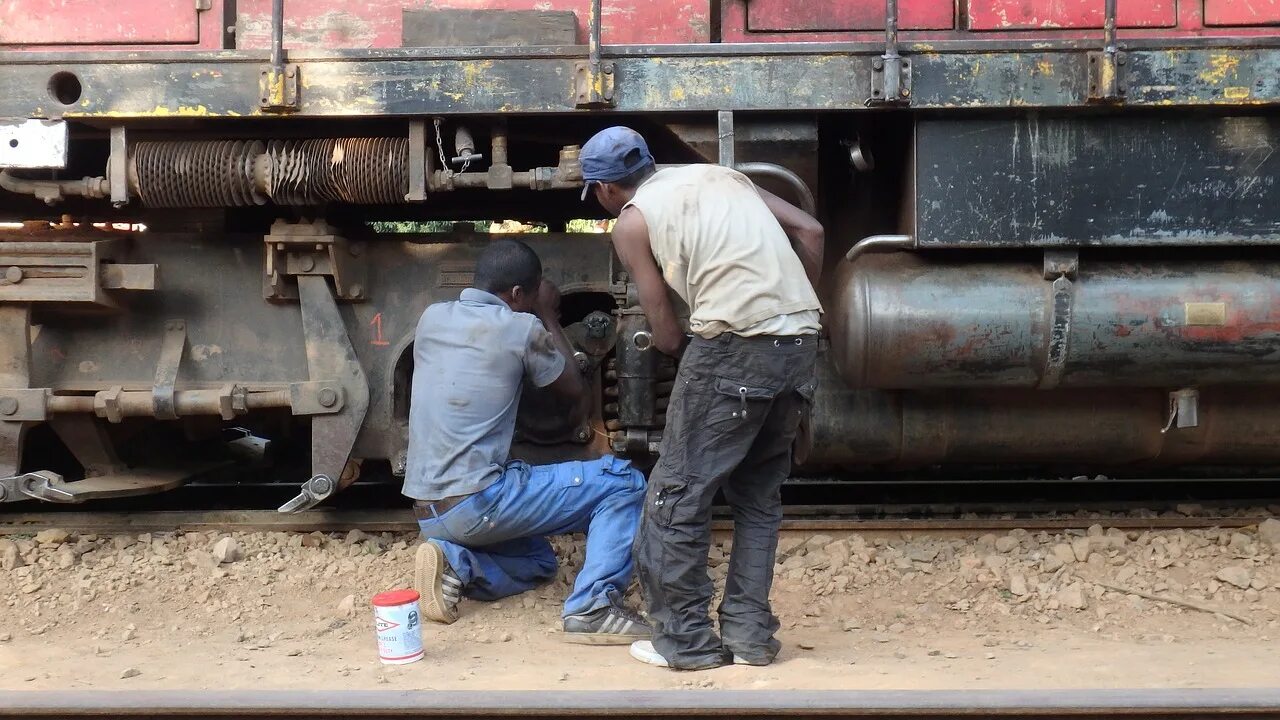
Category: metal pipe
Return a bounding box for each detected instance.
[884,0,900,60]
[0,170,108,205]
[843,234,914,263]
[588,0,602,66]
[47,389,292,418]
[270,0,285,70]
[733,162,816,216]
[1103,0,1117,55]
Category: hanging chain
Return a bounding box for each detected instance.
[433,117,452,177]
[433,117,472,175]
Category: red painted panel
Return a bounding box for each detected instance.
[235,0,710,49]
[1205,0,1280,26]
[0,0,200,45]
[748,0,953,31]
[968,0,1176,29]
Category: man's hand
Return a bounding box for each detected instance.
[533,278,562,324]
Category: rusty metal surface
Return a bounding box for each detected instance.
[801,360,1280,470]
[722,0,1280,42]
[24,231,615,466]
[966,0,1176,31]
[234,0,710,48]
[0,0,226,51]
[914,116,1280,246]
[1,44,1279,118]
[829,254,1280,390]
[745,0,953,32]
[1205,0,1280,28]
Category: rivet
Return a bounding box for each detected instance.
[318,388,338,408]
[0,397,18,416]
[299,255,315,272]
[4,267,23,284]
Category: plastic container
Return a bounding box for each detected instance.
[372,589,424,664]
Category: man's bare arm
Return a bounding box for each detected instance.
[533,280,586,399]
[756,186,825,289]
[611,208,686,357]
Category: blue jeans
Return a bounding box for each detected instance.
[417,455,645,617]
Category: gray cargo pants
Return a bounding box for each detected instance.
[634,332,817,670]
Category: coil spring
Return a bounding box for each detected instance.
[131,138,409,208]
[265,138,408,206]
[132,141,266,208]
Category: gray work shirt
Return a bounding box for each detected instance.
[403,288,565,501]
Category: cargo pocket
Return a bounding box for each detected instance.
[707,377,777,430]
[600,455,643,491]
[650,480,687,527]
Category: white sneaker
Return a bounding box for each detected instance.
[629,639,670,667]
[630,640,758,668]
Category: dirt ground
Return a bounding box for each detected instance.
[2,515,1279,691]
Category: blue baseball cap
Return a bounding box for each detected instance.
[579,126,654,200]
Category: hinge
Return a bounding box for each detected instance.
[574,60,616,108]
[1087,51,1126,103]
[869,55,912,106]
[259,64,300,113]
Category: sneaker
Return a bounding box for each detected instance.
[631,640,761,668]
[629,639,669,666]
[563,604,651,645]
[414,542,461,624]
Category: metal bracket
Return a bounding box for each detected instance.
[574,0,615,108]
[108,126,129,207]
[869,0,911,106]
[264,220,368,302]
[1088,0,1125,103]
[573,60,616,108]
[0,238,156,308]
[288,381,346,415]
[0,471,70,503]
[0,119,67,170]
[259,64,300,112]
[0,388,49,422]
[1088,51,1126,102]
[406,120,427,202]
[276,473,335,513]
[717,111,735,167]
[870,56,912,105]
[152,319,187,421]
[277,275,370,513]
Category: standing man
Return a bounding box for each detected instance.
[580,127,824,669]
[406,238,651,645]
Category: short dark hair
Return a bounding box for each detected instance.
[474,238,542,295]
[611,156,656,190]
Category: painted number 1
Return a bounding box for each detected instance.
[370,312,390,346]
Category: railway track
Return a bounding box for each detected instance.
[0,508,1272,535]
[3,689,1280,719]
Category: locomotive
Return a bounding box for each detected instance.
[0,0,1277,510]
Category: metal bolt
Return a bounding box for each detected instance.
[872,58,885,71]
[318,388,338,408]
[575,427,590,442]
[0,485,7,501]
[0,397,18,416]
[349,284,363,298]
[4,267,23,284]
[349,242,365,257]
[299,255,315,272]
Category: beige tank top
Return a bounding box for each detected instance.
[623,164,822,338]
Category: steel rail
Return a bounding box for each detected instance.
[0,509,1268,535]
[2,689,1280,718]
